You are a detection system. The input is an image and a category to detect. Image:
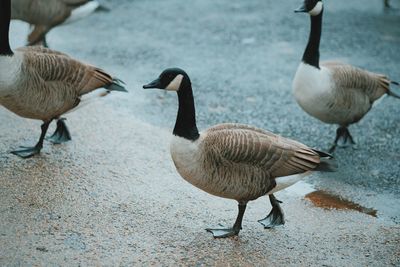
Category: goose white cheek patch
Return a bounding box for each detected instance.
[166,74,184,91]
[309,2,323,16]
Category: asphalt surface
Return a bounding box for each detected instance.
[1,0,400,265]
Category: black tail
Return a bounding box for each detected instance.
[105,78,127,92]
[388,81,400,99]
[313,150,337,172]
[95,4,110,12]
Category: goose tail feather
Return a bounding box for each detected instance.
[313,150,337,172]
[105,78,127,92]
[64,1,100,25]
[388,81,400,99]
[95,4,110,12]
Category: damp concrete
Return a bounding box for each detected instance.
[1,0,400,265]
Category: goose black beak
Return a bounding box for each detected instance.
[143,78,161,89]
[294,4,307,13]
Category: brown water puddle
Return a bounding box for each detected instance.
[305,190,377,217]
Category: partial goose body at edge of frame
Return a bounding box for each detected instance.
[292,0,399,152]
[0,0,126,158]
[10,0,103,46]
[0,46,123,122]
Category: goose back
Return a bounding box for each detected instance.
[323,61,389,102]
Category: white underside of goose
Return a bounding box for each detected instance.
[292,62,337,124]
[63,88,110,115]
[267,173,310,194]
[63,1,100,25]
[372,93,387,108]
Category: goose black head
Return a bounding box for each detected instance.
[143,68,190,92]
[295,0,323,16]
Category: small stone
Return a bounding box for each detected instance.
[36,247,48,252]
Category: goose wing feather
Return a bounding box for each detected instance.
[11,0,71,24]
[322,61,390,101]
[204,123,321,178]
[19,48,113,96]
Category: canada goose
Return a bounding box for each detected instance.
[143,68,336,238]
[0,0,126,158]
[292,0,400,153]
[11,0,106,47]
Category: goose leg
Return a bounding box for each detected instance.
[206,202,247,238]
[47,118,71,144]
[27,25,49,47]
[11,121,51,158]
[329,126,356,153]
[42,36,49,48]
[258,194,285,228]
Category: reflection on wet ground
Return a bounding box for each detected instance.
[305,190,377,217]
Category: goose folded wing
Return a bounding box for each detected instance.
[22,51,113,95]
[322,61,390,100]
[205,127,321,178]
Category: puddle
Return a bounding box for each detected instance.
[305,190,377,217]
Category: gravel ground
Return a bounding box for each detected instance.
[1,0,399,265]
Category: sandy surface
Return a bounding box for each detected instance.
[1,0,400,265]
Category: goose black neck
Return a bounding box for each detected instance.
[0,0,13,56]
[302,10,323,69]
[173,79,200,141]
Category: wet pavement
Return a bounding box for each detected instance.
[1,0,400,265]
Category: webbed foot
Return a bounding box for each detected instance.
[47,119,71,144]
[10,121,51,159]
[11,145,42,158]
[206,202,247,238]
[258,194,285,229]
[329,126,357,153]
[206,225,240,238]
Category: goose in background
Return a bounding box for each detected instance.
[292,0,400,153]
[11,0,108,47]
[143,68,336,238]
[0,0,126,158]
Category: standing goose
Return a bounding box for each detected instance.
[0,0,126,158]
[143,68,336,238]
[11,0,106,47]
[292,0,400,153]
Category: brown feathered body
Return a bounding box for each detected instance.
[11,0,98,45]
[0,46,114,122]
[293,61,390,126]
[170,123,323,202]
